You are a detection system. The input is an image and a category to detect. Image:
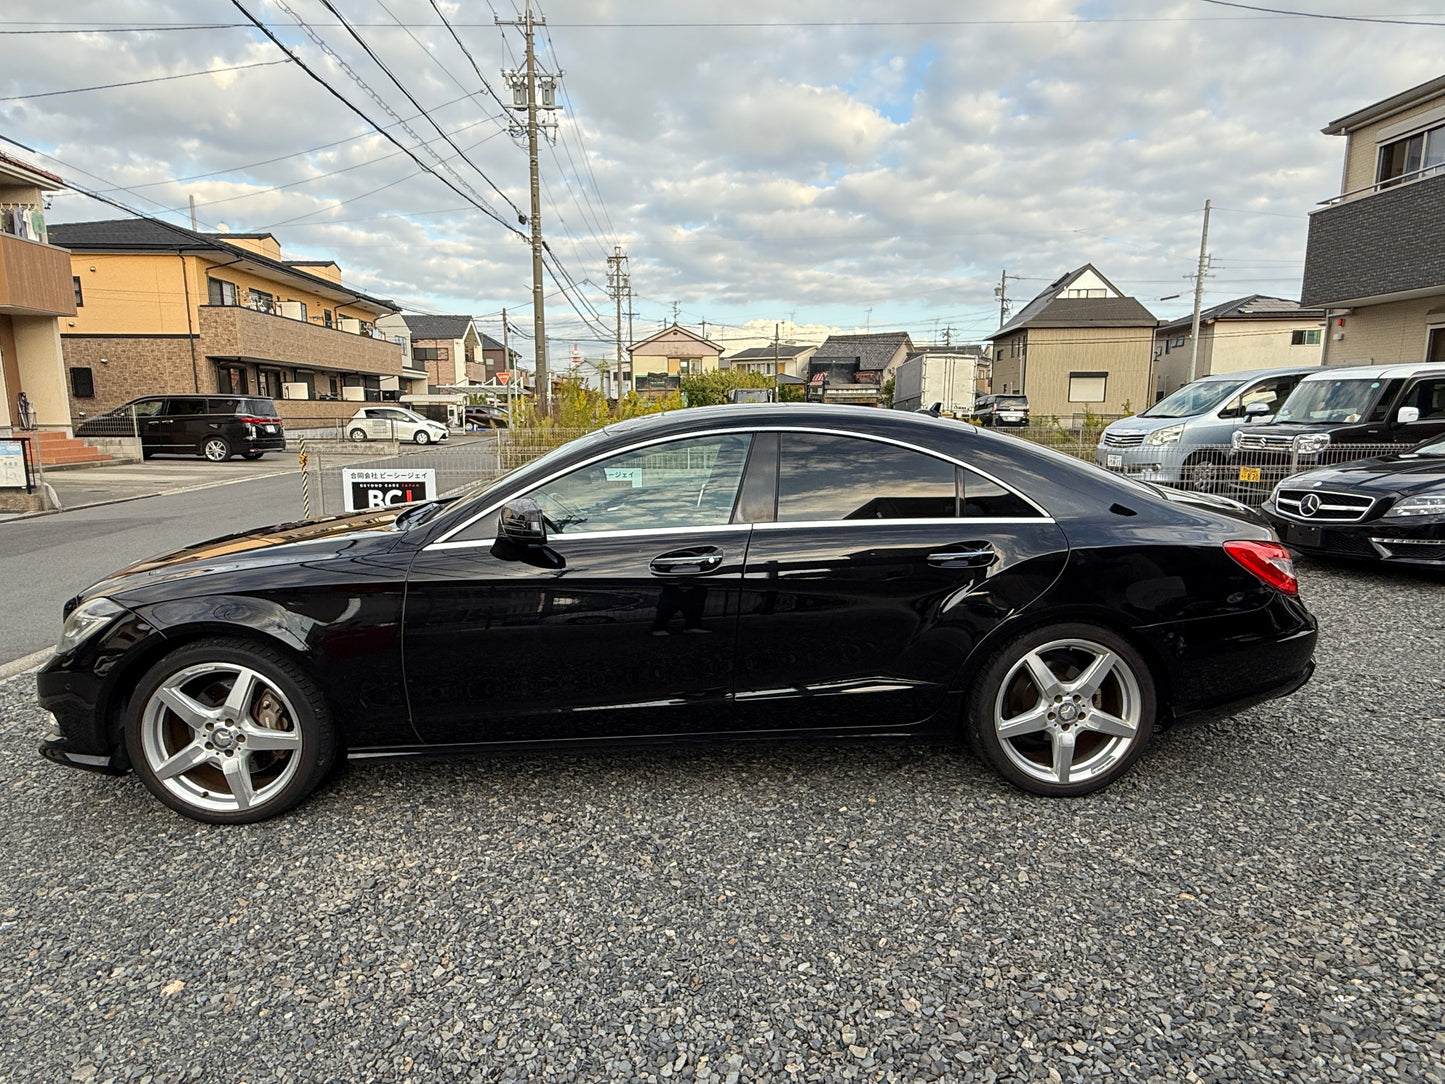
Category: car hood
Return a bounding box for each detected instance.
[1280,453,1445,496]
[1102,415,1197,437]
[81,508,412,604]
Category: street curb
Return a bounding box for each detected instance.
[0,648,53,683]
[0,466,300,522]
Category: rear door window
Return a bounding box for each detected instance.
[778,434,958,521]
[207,398,241,414]
[162,399,207,416]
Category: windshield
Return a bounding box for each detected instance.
[1275,378,1381,424]
[1413,435,1445,457]
[1141,380,1236,418]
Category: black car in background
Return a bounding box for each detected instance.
[37,404,1316,823]
[1229,363,1445,500]
[464,404,510,429]
[75,394,286,462]
[1263,434,1445,566]
[971,394,1030,427]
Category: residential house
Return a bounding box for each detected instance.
[722,343,818,379]
[47,218,403,428]
[1301,75,1445,367]
[377,314,484,389]
[480,332,521,382]
[625,324,722,395]
[987,265,1155,418]
[1153,297,1326,398]
[1,153,74,438]
[804,332,914,404]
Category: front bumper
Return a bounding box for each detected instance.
[1266,509,1445,565]
[39,729,124,774]
[1095,444,1194,483]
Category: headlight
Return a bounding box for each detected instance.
[1293,433,1331,454]
[1231,430,1244,450]
[1145,424,1185,446]
[55,597,124,655]
[1384,493,1445,518]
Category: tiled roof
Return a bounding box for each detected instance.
[988,265,1154,339]
[1156,296,1323,335]
[815,332,913,371]
[401,314,473,340]
[479,332,519,356]
[46,217,397,311]
[726,345,813,361]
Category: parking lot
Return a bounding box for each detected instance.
[1,559,1442,1084]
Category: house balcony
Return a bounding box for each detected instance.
[0,233,76,317]
[198,304,403,377]
[1302,171,1445,308]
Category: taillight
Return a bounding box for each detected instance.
[239,415,277,426]
[1223,540,1299,596]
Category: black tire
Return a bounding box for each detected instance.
[201,436,232,462]
[241,451,265,461]
[413,429,431,445]
[348,428,368,442]
[966,623,1155,797]
[1182,451,1225,493]
[125,638,336,824]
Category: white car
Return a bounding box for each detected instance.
[346,406,449,445]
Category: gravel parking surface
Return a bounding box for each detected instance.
[1,562,1442,1083]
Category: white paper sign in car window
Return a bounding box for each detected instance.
[604,467,642,487]
[342,467,437,511]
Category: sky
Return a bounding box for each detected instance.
[2,0,1443,368]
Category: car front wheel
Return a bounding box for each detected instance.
[1183,451,1224,492]
[201,437,231,462]
[348,428,368,442]
[125,639,336,824]
[413,430,431,445]
[967,623,1154,796]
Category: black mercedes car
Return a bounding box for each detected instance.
[37,405,1317,823]
[1263,434,1445,566]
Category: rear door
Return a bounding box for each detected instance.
[732,431,1069,733]
[159,398,206,451]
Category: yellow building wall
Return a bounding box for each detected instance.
[1321,295,1443,367]
[1340,93,1445,196]
[1019,326,1153,417]
[65,252,378,337]
[1207,320,1326,374]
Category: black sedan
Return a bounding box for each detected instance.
[1263,434,1445,566]
[37,405,1318,823]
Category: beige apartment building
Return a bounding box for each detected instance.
[1301,75,1445,367]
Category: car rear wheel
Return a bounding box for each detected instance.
[967,624,1154,796]
[201,437,231,462]
[413,430,431,445]
[348,428,368,442]
[1183,451,1225,493]
[125,639,335,824]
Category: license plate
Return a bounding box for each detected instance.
[263,424,277,433]
[1287,524,1322,548]
[1238,466,1262,482]
[1107,454,1123,469]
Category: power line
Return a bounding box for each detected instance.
[424,0,523,120]
[1196,0,1445,27]
[0,58,290,101]
[0,24,250,35]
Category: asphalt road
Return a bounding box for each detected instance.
[1,561,1442,1083]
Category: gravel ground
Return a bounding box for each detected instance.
[1,561,1442,1084]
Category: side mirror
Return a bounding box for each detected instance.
[1244,401,1271,417]
[498,497,547,545]
[1397,405,1420,425]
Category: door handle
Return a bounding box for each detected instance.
[928,543,998,569]
[650,547,725,576]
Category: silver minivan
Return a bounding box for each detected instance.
[1095,366,1319,490]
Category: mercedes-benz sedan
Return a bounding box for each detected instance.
[37,405,1318,823]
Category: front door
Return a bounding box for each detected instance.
[403,432,756,745]
[733,432,1069,733]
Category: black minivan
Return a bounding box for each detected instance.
[76,395,286,462]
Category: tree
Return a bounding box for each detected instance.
[678,369,776,407]
[878,375,895,408]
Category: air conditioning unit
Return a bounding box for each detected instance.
[281,382,310,399]
[339,317,363,334]
[278,301,306,320]
[340,386,367,401]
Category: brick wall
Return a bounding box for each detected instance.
[61,335,200,420]
[199,305,404,377]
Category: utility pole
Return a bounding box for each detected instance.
[189,195,198,231]
[606,247,629,398]
[671,300,680,325]
[501,307,514,416]
[500,2,558,411]
[1187,199,1212,383]
[994,270,1010,328]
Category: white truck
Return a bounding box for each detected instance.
[891,352,977,416]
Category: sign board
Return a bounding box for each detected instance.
[342,468,437,512]
[0,441,27,489]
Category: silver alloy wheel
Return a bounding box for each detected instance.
[414,429,431,445]
[138,661,304,814]
[202,437,230,462]
[993,637,1143,786]
[1186,454,1221,492]
[349,428,367,442]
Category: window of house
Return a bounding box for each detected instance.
[528,434,753,534]
[778,434,958,521]
[1291,329,1322,346]
[207,277,238,306]
[249,289,274,314]
[1377,122,1445,186]
[413,346,440,361]
[218,365,248,394]
[1068,372,1108,403]
[257,369,283,398]
[1063,288,1107,299]
[324,309,334,328]
[72,276,83,307]
[70,367,95,398]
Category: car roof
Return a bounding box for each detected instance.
[1298,362,1445,381]
[1192,365,1325,382]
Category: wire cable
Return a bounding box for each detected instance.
[0,59,290,101]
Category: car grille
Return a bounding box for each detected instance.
[1274,488,1375,523]
[1322,532,1379,558]
[1101,431,1145,448]
[1234,432,1296,451]
[1369,537,1445,562]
